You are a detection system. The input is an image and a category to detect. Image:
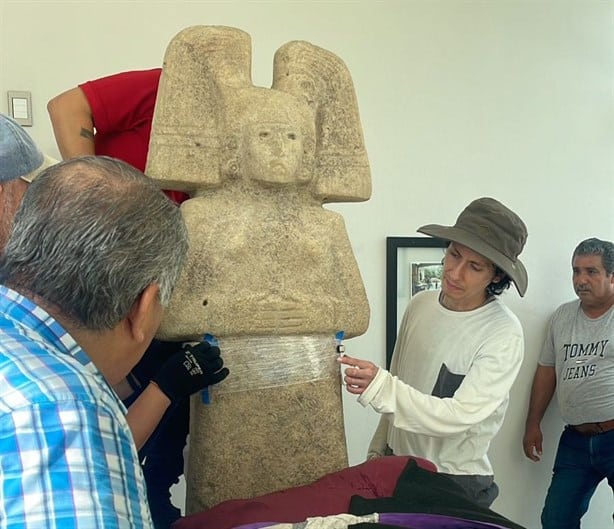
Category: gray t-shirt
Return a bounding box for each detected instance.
[539,300,614,424]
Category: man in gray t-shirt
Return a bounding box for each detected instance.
[523,237,614,529]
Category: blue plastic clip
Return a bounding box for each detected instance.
[201,333,218,404]
[335,330,345,355]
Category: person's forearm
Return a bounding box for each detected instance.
[125,382,171,450]
[525,365,556,427]
[47,87,96,160]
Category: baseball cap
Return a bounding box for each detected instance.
[0,113,57,183]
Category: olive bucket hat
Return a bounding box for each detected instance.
[417,197,528,296]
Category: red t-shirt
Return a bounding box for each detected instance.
[79,68,188,204]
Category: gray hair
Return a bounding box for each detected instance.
[573,237,614,275]
[0,156,189,331]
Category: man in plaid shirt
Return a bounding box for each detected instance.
[0,152,188,528]
[0,116,233,526]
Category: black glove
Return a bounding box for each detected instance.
[151,341,229,403]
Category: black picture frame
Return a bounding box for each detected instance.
[385,236,447,368]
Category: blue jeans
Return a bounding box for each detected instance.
[541,426,614,529]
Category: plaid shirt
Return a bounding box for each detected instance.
[0,286,153,528]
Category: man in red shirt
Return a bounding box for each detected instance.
[48,71,191,529]
[48,68,188,203]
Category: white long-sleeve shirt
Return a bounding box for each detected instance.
[359,290,524,476]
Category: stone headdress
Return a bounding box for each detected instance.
[146,25,371,203]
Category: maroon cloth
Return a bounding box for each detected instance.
[174,456,437,529]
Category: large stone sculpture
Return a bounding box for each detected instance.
[146,25,371,512]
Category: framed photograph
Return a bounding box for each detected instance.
[385,237,447,367]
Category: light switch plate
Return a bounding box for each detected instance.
[8,91,33,126]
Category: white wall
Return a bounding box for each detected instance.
[1,1,612,526]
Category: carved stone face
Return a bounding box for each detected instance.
[243,121,306,185]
